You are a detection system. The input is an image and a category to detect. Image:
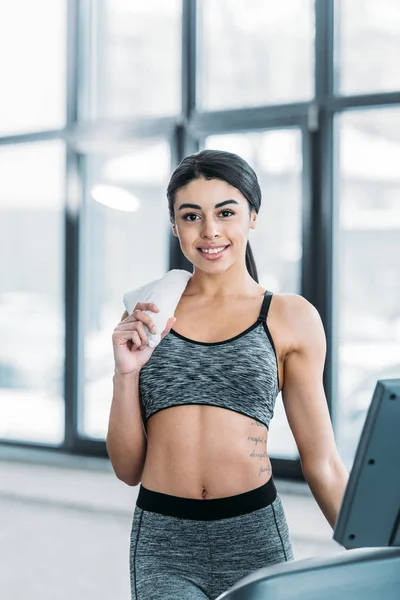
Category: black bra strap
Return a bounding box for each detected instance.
[258,290,273,322]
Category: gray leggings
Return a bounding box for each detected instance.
[130,477,294,599]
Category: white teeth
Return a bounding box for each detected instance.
[200,247,226,254]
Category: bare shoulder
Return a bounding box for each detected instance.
[271,293,326,355]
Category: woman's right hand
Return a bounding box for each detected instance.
[112,302,176,376]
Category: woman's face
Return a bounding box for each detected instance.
[172,177,257,273]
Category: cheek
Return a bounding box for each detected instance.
[174,225,197,247]
[178,226,194,240]
[229,221,250,241]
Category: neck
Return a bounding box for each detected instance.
[185,264,260,300]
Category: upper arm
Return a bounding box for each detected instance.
[281,295,339,472]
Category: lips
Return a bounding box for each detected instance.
[196,245,230,260]
[197,244,229,250]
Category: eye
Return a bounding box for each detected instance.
[181,210,235,222]
[219,209,235,218]
[182,213,199,222]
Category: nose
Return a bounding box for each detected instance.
[201,218,220,240]
[202,231,220,240]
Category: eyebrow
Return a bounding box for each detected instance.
[177,199,239,211]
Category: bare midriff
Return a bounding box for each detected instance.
[140,404,272,500]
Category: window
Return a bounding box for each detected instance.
[335,0,400,95]
[199,0,315,110]
[4,0,399,479]
[83,0,182,121]
[334,108,400,466]
[80,139,171,439]
[0,141,66,443]
[0,0,66,135]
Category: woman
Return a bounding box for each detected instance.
[107,150,349,600]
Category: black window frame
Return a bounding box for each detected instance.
[1,0,400,480]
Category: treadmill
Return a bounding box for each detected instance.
[217,379,400,599]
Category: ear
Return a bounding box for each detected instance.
[250,212,257,230]
[172,224,178,237]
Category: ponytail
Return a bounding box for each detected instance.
[245,241,259,283]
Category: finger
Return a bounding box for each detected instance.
[124,309,158,333]
[133,320,149,347]
[114,321,149,345]
[130,314,158,337]
[119,304,159,323]
[134,302,160,313]
[113,327,141,348]
[130,330,141,349]
[116,321,150,334]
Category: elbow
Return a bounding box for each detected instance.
[106,441,144,487]
[112,463,142,487]
[301,454,348,485]
[116,471,140,487]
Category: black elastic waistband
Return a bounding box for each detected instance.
[136,477,277,521]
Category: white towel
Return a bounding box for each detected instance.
[123,269,192,348]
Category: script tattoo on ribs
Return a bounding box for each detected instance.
[250,419,265,428]
[258,465,272,478]
[248,421,272,477]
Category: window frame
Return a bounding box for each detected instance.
[1,0,400,481]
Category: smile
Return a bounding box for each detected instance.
[197,246,229,260]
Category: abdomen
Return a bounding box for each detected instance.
[140,404,272,499]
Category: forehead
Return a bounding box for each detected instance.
[175,177,248,207]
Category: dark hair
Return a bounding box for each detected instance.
[167,149,261,282]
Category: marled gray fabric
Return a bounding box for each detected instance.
[130,493,293,599]
[139,314,279,429]
[133,295,290,599]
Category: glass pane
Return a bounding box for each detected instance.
[87,0,181,120]
[0,141,65,443]
[0,1,66,136]
[81,139,171,439]
[335,109,400,467]
[206,131,303,459]
[199,0,315,111]
[336,0,400,95]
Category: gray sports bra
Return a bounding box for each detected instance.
[138,290,280,430]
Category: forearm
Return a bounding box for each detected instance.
[106,372,147,485]
[303,457,349,529]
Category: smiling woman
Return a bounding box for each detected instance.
[107,149,349,600]
[168,149,261,283]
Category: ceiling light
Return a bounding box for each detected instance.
[91,184,140,212]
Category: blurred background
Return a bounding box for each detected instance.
[0,0,399,598]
